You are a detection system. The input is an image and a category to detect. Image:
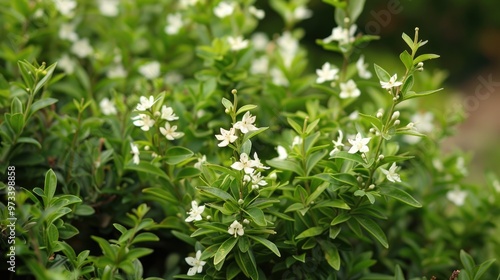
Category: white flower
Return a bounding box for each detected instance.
[493,180,500,193]
[130,143,140,164]
[165,72,183,84]
[99,98,117,115]
[58,54,76,74]
[251,32,269,51]
[161,105,179,121]
[185,201,205,222]
[228,220,244,237]
[59,23,78,42]
[139,61,161,80]
[293,5,312,20]
[323,24,357,45]
[244,172,268,190]
[276,145,288,160]
[446,188,467,206]
[249,6,265,19]
[270,67,289,86]
[250,152,269,170]
[185,250,206,276]
[165,13,183,35]
[292,136,302,147]
[135,96,156,111]
[231,153,255,174]
[339,79,361,99]
[251,56,269,75]
[107,64,127,79]
[194,155,207,170]
[215,127,238,147]
[214,1,234,18]
[277,32,298,68]
[380,163,401,183]
[179,0,198,9]
[356,55,372,79]
[329,130,344,156]
[53,0,77,16]
[71,38,93,58]
[97,0,119,17]
[227,36,249,51]
[160,122,184,140]
[348,133,371,154]
[316,62,339,84]
[380,74,402,90]
[233,111,258,134]
[403,112,434,144]
[132,114,155,131]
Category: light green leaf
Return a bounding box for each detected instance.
[11,97,23,114]
[125,162,169,180]
[402,32,414,50]
[30,97,58,116]
[374,64,391,82]
[331,212,351,226]
[214,237,238,265]
[236,104,257,116]
[402,88,443,101]
[401,74,414,96]
[460,250,475,272]
[332,151,365,166]
[142,188,177,204]
[244,207,266,226]
[267,159,304,176]
[379,184,422,208]
[132,232,160,244]
[287,117,303,134]
[413,53,440,65]
[348,0,366,23]
[322,242,341,270]
[44,169,57,207]
[34,62,57,95]
[74,204,95,216]
[400,50,413,70]
[306,181,329,205]
[359,113,383,132]
[17,137,42,149]
[198,186,236,203]
[296,226,325,240]
[474,258,497,280]
[353,216,389,248]
[248,235,281,257]
[164,146,194,165]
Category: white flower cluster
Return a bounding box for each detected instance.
[215,111,258,147]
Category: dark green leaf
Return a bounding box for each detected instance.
[248,235,281,257]
[44,169,57,207]
[214,237,238,265]
[125,162,169,180]
[353,216,388,248]
[198,186,236,203]
[379,184,422,208]
[245,207,266,226]
[460,250,475,272]
[296,226,325,240]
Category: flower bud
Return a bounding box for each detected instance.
[368,184,375,190]
[238,199,244,205]
[391,111,400,120]
[154,111,160,117]
[406,122,415,129]
[394,120,400,126]
[231,89,238,95]
[144,145,150,151]
[243,219,250,224]
[206,215,212,220]
[376,111,383,119]
[378,154,385,161]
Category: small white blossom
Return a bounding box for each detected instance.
[228,220,244,237]
[292,5,312,21]
[161,105,179,121]
[130,143,140,164]
[270,67,289,86]
[160,122,184,140]
[136,96,156,111]
[251,32,269,51]
[250,56,269,75]
[234,111,258,134]
[179,0,199,9]
[348,133,371,154]
[339,79,361,99]
[58,54,76,74]
[403,112,434,144]
[165,13,184,35]
[139,61,160,80]
[214,1,234,18]
[231,153,255,174]
[446,188,467,206]
[380,163,402,183]
[194,155,207,170]
[99,98,117,115]
[276,145,288,160]
[59,23,78,42]
[244,172,268,190]
[185,201,205,222]
[215,127,238,147]
[249,6,265,19]
[329,130,344,156]
[185,250,206,276]
[97,0,119,17]
[250,152,269,170]
[132,114,155,131]
[380,74,402,90]
[228,36,249,51]
[323,24,357,45]
[277,31,298,68]
[292,136,302,147]
[53,0,77,16]
[356,55,372,79]
[107,64,127,79]
[71,38,93,58]
[316,62,339,84]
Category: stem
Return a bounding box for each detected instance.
[66,101,84,183]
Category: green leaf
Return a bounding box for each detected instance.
[142,188,177,204]
[460,250,475,272]
[359,113,383,132]
[236,104,257,116]
[238,236,250,253]
[413,53,440,65]
[74,204,95,216]
[125,248,154,261]
[176,167,201,179]
[125,161,169,180]
[235,249,258,280]
[222,97,233,111]
[402,88,443,101]
[353,216,388,248]
[348,0,366,23]
[132,232,160,244]
[17,137,42,149]
[198,186,236,203]
[306,181,329,205]
[30,97,58,115]
[296,226,325,240]
[287,117,303,134]
[227,262,242,280]
[244,207,266,226]
[394,264,405,280]
[379,184,422,208]
[374,64,391,82]
[44,169,57,207]
[331,212,351,226]
[399,50,413,70]
[331,173,359,187]
[320,241,340,270]
[306,150,328,175]
[34,62,57,95]
[402,32,414,50]
[248,235,281,257]
[267,159,304,176]
[6,113,24,135]
[312,200,350,210]
[11,97,23,114]
[92,236,117,259]
[332,151,365,166]
[305,118,320,134]
[164,146,194,165]
[474,258,497,280]
[401,74,414,96]
[214,237,238,265]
